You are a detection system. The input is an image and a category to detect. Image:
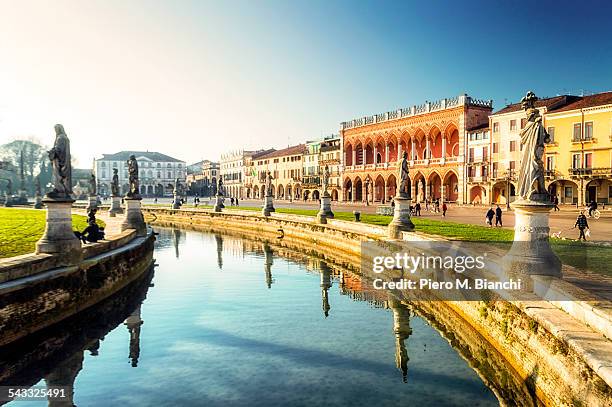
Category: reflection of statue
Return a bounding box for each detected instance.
[320,261,332,317]
[47,124,73,199]
[215,234,223,270]
[111,168,120,196]
[398,152,410,198]
[265,171,274,196]
[124,305,143,368]
[389,297,411,382]
[322,165,330,195]
[517,91,550,201]
[263,242,273,288]
[126,155,140,198]
[89,173,97,195]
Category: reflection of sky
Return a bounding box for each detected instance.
[15,228,496,406]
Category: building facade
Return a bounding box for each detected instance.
[340,94,492,204]
[94,151,186,197]
[186,160,219,197]
[544,92,612,206]
[464,124,491,204]
[251,144,305,200]
[302,136,341,201]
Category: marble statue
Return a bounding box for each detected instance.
[47,124,73,199]
[126,155,140,198]
[322,165,330,194]
[89,173,97,195]
[265,171,274,196]
[517,91,550,201]
[111,168,119,196]
[174,178,180,193]
[217,177,224,196]
[398,152,410,197]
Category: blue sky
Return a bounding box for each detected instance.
[0,0,611,165]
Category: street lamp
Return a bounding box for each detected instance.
[504,168,514,210]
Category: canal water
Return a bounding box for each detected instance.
[3,228,501,406]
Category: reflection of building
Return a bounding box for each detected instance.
[302,136,342,201]
[251,144,305,200]
[341,94,492,204]
[388,296,411,382]
[124,304,144,367]
[95,151,186,197]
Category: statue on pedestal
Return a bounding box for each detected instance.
[47,124,73,200]
[111,168,120,196]
[322,165,330,196]
[89,173,97,195]
[398,152,410,198]
[126,155,140,198]
[517,91,550,201]
[265,171,274,197]
[217,177,224,196]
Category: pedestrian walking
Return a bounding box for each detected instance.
[415,202,421,216]
[486,207,495,227]
[588,200,597,218]
[495,205,503,227]
[574,211,589,241]
[553,195,560,211]
[236,197,239,206]
[442,202,447,217]
[435,198,440,213]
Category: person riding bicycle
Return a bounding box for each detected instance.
[588,200,597,217]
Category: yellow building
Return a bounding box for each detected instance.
[250,144,306,200]
[544,92,612,206]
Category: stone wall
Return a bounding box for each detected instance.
[0,232,155,347]
[145,207,612,406]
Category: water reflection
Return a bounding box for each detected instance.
[0,227,535,406]
[0,264,154,406]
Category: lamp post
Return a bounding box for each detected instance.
[505,168,514,210]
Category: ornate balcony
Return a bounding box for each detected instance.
[568,167,612,178]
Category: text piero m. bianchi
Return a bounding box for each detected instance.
[369,252,522,292]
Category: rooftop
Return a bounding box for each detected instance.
[549,91,612,113]
[257,144,305,160]
[491,95,577,116]
[98,151,184,163]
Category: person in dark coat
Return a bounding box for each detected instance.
[415,202,421,216]
[553,195,560,211]
[574,211,589,241]
[486,207,495,227]
[495,205,503,227]
[442,202,447,217]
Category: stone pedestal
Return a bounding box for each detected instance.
[36,198,82,265]
[502,199,561,277]
[262,195,275,216]
[34,194,43,209]
[317,194,334,224]
[108,195,123,217]
[86,195,98,210]
[214,194,224,212]
[120,198,147,236]
[388,196,415,239]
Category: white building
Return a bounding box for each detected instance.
[95,151,186,197]
[220,149,272,199]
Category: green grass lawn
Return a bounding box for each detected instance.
[0,208,105,258]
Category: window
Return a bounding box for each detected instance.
[520,118,527,129]
[584,152,593,168]
[167,171,172,178]
[493,142,499,153]
[585,122,593,140]
[547,127,555,142]
[101,162,106,167]
[565,186,573,199]
[493,122,499,132]
[572,153,581,169]
[102,171,106,178]
[509,161,516,170]
[510,120,517,131]
[546,156,554,171]
[509,140,516,152]
[468,148,474,162]
[492,162,498,178]
[157,171,161,178]
[573,123,582,141]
